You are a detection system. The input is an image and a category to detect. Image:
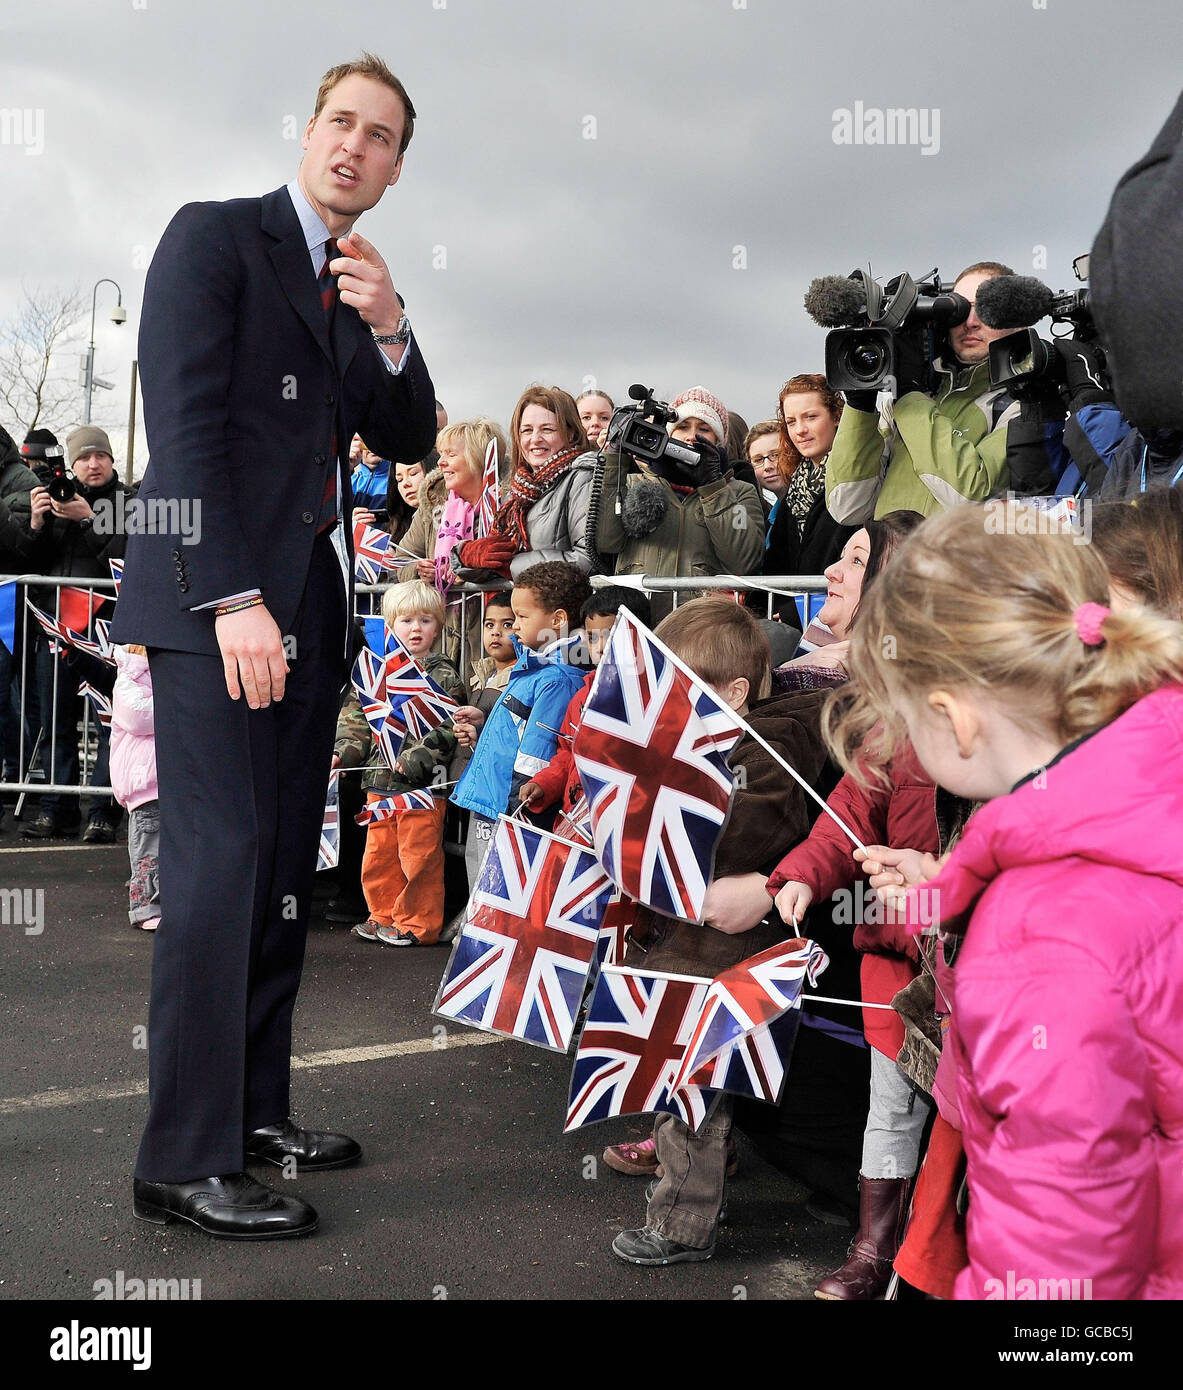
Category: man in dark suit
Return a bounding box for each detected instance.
[111,54,437,1238]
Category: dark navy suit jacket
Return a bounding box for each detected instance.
[111,186,436,655]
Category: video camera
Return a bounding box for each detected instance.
[805,266,971,396]
[978,255,1109,399]
[602,384,703,472]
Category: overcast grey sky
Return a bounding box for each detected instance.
[2,0,1181,471]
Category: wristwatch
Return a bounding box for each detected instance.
[372,316,411,346]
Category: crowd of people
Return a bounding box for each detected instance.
[4,246,1182,1300]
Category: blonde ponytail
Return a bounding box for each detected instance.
[825,503,1183,782]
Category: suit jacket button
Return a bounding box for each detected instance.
[171,549,181,559]
[324,393,335,407]
[313,454,326,467]
[302,511,315,525]
[178,580,189,592]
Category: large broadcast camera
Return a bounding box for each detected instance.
[602,384,703,472]
[804,266,971,396]
[976,255,1109,400]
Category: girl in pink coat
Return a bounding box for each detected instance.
[833,501,1183,1301]
[110,645,160,931]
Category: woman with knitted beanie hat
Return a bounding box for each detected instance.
[594,384,765,621]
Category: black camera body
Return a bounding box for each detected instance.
[809,267,970,397]
[605,384,703,472]
[45,451,78,504]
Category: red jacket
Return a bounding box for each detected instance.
[529,673,593,815]
[766,743,938,1056]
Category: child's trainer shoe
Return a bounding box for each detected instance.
[611,1227,715,1266]
[375,926,418,947]
[603,1135,658,1175]
[351,920,382,942]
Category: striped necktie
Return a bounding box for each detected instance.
[316,238,339,534]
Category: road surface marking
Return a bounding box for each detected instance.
[0,1031,507,1114]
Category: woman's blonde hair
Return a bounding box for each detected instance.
[435,416,508,489]
[823,502,1183,783]
[382,578,445,630]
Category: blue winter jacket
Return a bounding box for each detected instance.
[351,456,391,510]
[451,637,588,822]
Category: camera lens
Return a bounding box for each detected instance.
[631,424,662,451]
[47,475,77,504]
[846,338,887,384]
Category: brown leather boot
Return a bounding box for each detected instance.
[814,1176,910,1300]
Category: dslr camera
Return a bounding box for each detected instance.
[805,266,971,396]
[31,445,78,503]
[602,384,703,473]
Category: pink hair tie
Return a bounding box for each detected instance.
[1074,602,1109,646]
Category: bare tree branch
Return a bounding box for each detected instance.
[0,283,85,438]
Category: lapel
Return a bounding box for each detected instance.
[261,186,333,366]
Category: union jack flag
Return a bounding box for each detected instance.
[596,889,637,968]
[351,646,403,769]
[682,1006,804,1107]
[108,558,124,599]
[477,437,501,538]
[565,966,716,1133]
[572,609,743,923]
[433,816,614,1052]
[671,938,829,1097]
[352,519,398,584]
[318,770,341,871]
[78,682,113,729]
[552,792,594,847]
[26,599,114,665]
[382,632,460,740]
[357,788,438,824]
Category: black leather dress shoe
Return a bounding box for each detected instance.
[132,1172,318,1239]
[244,1118,362,1171]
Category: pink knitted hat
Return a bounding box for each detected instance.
[669,386,728,446]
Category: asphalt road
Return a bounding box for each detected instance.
[0,835,850,1302]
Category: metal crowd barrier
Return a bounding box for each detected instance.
[1,573,828,799]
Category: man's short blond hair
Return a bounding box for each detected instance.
[313,53,417,157]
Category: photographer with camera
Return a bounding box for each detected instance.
[824,262,1021,523]
[24,425,133,841]
[594,385,764,621]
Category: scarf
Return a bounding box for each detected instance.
[493,445,583,550]
[781,454,828,535]
[433,489,479,596]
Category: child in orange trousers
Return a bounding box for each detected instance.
[334,580,466,947]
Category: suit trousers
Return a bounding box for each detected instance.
[136,532,346,1181]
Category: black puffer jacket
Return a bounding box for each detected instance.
[0,425,39,574]
[27,471,132,594]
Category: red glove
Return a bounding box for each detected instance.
[457,535,519,574]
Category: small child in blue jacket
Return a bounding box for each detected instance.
[451,562,592,888]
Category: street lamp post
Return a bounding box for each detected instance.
[82,278,127,425]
